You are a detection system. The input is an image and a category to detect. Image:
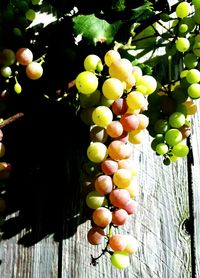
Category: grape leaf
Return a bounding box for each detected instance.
[72,14,122,45]
[131,0,154,21]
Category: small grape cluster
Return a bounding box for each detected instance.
[0,47,44,95]
[75,50,158,269]
[147,0,200,165]
[0,0,40,38]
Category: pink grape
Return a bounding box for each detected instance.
[87,227,105,245]
[101,159,118,175]
[109,188,131,208]
[109,234,127,251]
[108,140,132,161]
[106,121,123,138]
[120,113,139,132]
[114,130,128,143]
[92,207,112,227]
[124,235,139,254]
[137,114,149,129]
[122,199,138,214]
[94,175,113,195]
[26,61,43,80]
[111,98,128,115]
[16,48,33,65]
[112,208,128,226]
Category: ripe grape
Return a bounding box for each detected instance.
[110,251,130,269]
[184,100,197,114]
[124,177,140,198]
[108,140,132,160]
[124,235,139,254]
[164,129,182,146]
[188,83,200,98]
[86,191,107,209]
[76,71,98,94]
[92,106,113,127]
[132,66,143,81]
[84,54,102,72]
[175,37,190,52]
[16,48,33,65]
[102,78,124,100]
[111,98,128,115]
[118,158,139,176]
[106,121,123,138]
[95,175,113,195]
[109,188,131,208]
[137,114,149,130]
[114,130,128,143]
[101,159,118,176]
[26,62,43,80]
[113,169,133,188]
[169,112,185,128]
[122,199,138,215]
[92,207,112,227]
[109,235,127,251]
[126,91,146,110]
[87,227,105,245]
[128,129,143,144]
[172,142,189,157]
[176,2,191,18]
[90,126,108,143]
[112,208,128,226]
[104,50,121,67]
[120,113,139,132]
[87,142,108,163]
[136,75,157,95]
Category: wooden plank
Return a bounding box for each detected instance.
[190,99,200,277]
[61,131,192,278]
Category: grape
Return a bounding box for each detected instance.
[184,100,197,115]
[80,107,95,125]
[92,207,112,227]
[136,75,157,95]
[132,66,143,81]
[179,124,191,139]
[172,85,188,103]
[120,113,139,132]
[1,66,12,78]
[104,50,121,67]
[92,106,113,127]
[14,82,22,94]
[99,95,114,107]
[115,130,128,143]
[113,169,133,188]
[122,199,138,214]
[128,129,143,144]
[102,78,124,100]
[16,48,33,66]
[87,227,105,245]
[1,49,16,66]
[186,69,200,84]
[118,159,139,176]
[32,0,41,4]
[87,142,108,163]
[79,90,101,108]
[194,8,200,24]
[176,2,190,18]
[13,28,22,37]
[172,142,189,157]
[106,121,123,138]
[179,24,188,33]
[137,114,149,130]
[151,134,164,151]
[183,53,198,69]
[188,83,200,98]
[109,188,131,208]
[169,112,185,128]
[175,37,190,52]
[193,0,200,9]
[126,91,146,110]
[164,129,182,146]
[101,159,118,176]
[86,191,107,209]
[0,143,5,158]
[110,251,130,269]
[112,208,128,226]
[124,235,139,254]
[109,235,127,251]
[154,119,170,134]
[111,98,128,115]
[95,175,113,195]
[90,126,108,143]
[76,71,98,94]
[25,9,36,21]
[156,143,169,155]
[84,54,102,72]
[193,42,200,56]
[26,62,43,80]
[108,140,132,161]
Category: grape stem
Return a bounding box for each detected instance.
[0,113,24,129]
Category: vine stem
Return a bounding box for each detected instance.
[0,112,24,129]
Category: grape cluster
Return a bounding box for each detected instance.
[0,0,40,38]
[146,1,200,165]
[0,47,44,95]
[75,50,157,268]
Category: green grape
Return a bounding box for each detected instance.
[193,42,200,56]
[156,143,169,155]
[1,49,16,66]
[175,37,190,52]
[136,75,157,95]
[172,142,189,157]
[169,112,185,128]
[79,90,101,108]
[84,54,103,72]
[187,83,200,98]
[25,9,36,21]
[176,2,191,18]
[92,106,113,127]
[76,71,98,95]
[164,129,182,146]
[102,78,124,100]
[14,82,22,94]
[193,0,200,9]
[32,0,41,4]
[1,66,12,78]
[99,95,114,107]
[13,27,22,37]
[183,53,198,69]
[186,69,200,83]
[181,17,195,33]
[151,134,164,151]
[87,142,108,163]
[86,191,107,209]
[80,108,95,125]
[194,8,200,24]
[110,251,130,269]
[179,24,188,33]
[154,119,170,134]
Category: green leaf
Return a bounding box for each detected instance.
[131,0,154,21]
[72,14,122,45]
[132,25,156,49]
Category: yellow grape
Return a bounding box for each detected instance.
[110,251,130,269]
[92,106,113,127]
[87,142,108,163]
[104,50,121,67]
[113,168,133,188]
[76,71,98,94]
[102,78,124,100]
[126,91,146,110]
